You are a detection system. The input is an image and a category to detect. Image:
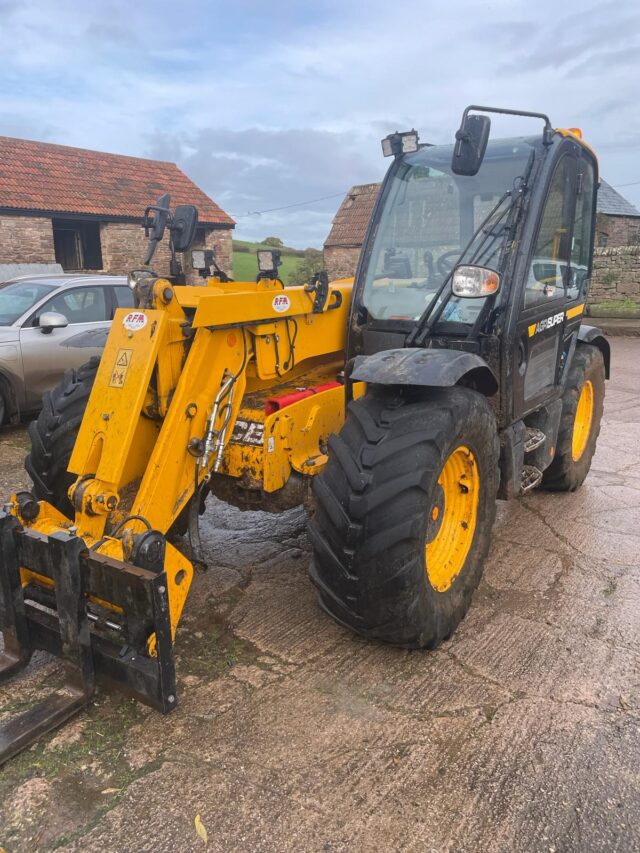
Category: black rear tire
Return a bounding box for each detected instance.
[308,386,499,649]
[25,358,100,517]
[542,344,605,492]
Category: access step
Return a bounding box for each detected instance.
[521,465,543,494]
[524,427,546,454]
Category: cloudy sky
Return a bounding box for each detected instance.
[1,0,639,247]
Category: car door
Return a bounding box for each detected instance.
[19,284,110,410]
[512,147,579,418]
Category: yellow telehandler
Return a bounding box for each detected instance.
[0,106,609,762]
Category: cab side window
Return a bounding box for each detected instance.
[567,160,596,301]
[525,155,575,309]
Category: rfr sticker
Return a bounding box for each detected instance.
[122,311,148,332]
[272,294,291,313]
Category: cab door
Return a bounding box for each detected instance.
[563,150,598,342]
[512,148,578,418]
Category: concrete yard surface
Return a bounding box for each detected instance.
[0,337,639,852]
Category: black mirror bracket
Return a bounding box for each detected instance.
[452,104,554,176]
[141,195,199,284]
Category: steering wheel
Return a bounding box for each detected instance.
[437,250,461,278]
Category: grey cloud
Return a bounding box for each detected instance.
[146,126,385,245]
[1,0,640,239]
[565,44,640,77]
[498,1,640,74]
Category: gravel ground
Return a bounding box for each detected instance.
[0,337,639,853]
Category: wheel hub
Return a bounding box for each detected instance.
[572,379,594,461]
[425,446,480,593]
[426,484,445,544]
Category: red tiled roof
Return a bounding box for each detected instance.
[324,183,380,247]
[0,136,234,227]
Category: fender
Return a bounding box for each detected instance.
[351,347,498,396]
[577,324,610,379]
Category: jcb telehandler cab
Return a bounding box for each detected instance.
[309,105,609,646]
[0,106,608,762]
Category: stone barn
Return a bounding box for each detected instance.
[595,180,640,247]
[0,136,234,283]
[323,183,380,280]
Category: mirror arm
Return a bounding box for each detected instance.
[462,104,554,144]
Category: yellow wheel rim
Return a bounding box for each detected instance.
[571,380,594,462]
[426,446,480,593]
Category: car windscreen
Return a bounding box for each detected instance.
[0,280,57,325]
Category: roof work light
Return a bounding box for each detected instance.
[257,249,282,278]
[381,130,420,158]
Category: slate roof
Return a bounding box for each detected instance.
[0,136,234,227]
[597,180,640,218]
[324,183,380,247]
[326,178,640,249]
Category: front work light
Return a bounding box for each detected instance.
[381,129,420,158]
[257,249,282,275]
[191,249,217,278]
[191,249,206,269]
[452,265,501,298]
[191,249,217,270]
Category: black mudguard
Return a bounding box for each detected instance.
[577,324,610,379]
[351,347,498,396]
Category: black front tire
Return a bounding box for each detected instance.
[542,344,605,492]
[308,386,499,649]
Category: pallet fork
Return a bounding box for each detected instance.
[0,511,176,764]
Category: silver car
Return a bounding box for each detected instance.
[0,274,133,425]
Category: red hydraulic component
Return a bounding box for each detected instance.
[265,382,341,415]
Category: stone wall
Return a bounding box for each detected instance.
[100,222,233,284]
[324,246,361,281]
[0,215,232,284]
[589,245,640,306]
[0,215,55,264]
[100,221,171,277]
[190,227,233,282]
[596,213,640,248]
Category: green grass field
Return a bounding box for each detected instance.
[232,240,304,284]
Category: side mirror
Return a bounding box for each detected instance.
[171,204,198,252]
[39,311,69,334]
[452,114,491,176]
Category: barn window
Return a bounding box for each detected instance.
[52,219,103,270]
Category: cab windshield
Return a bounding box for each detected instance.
[0,280,57,326]
[361,137,539,328]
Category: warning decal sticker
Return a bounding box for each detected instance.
[109,348,133,388]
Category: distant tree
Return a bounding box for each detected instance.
[262,236,284,248]
[288,248,323,285]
